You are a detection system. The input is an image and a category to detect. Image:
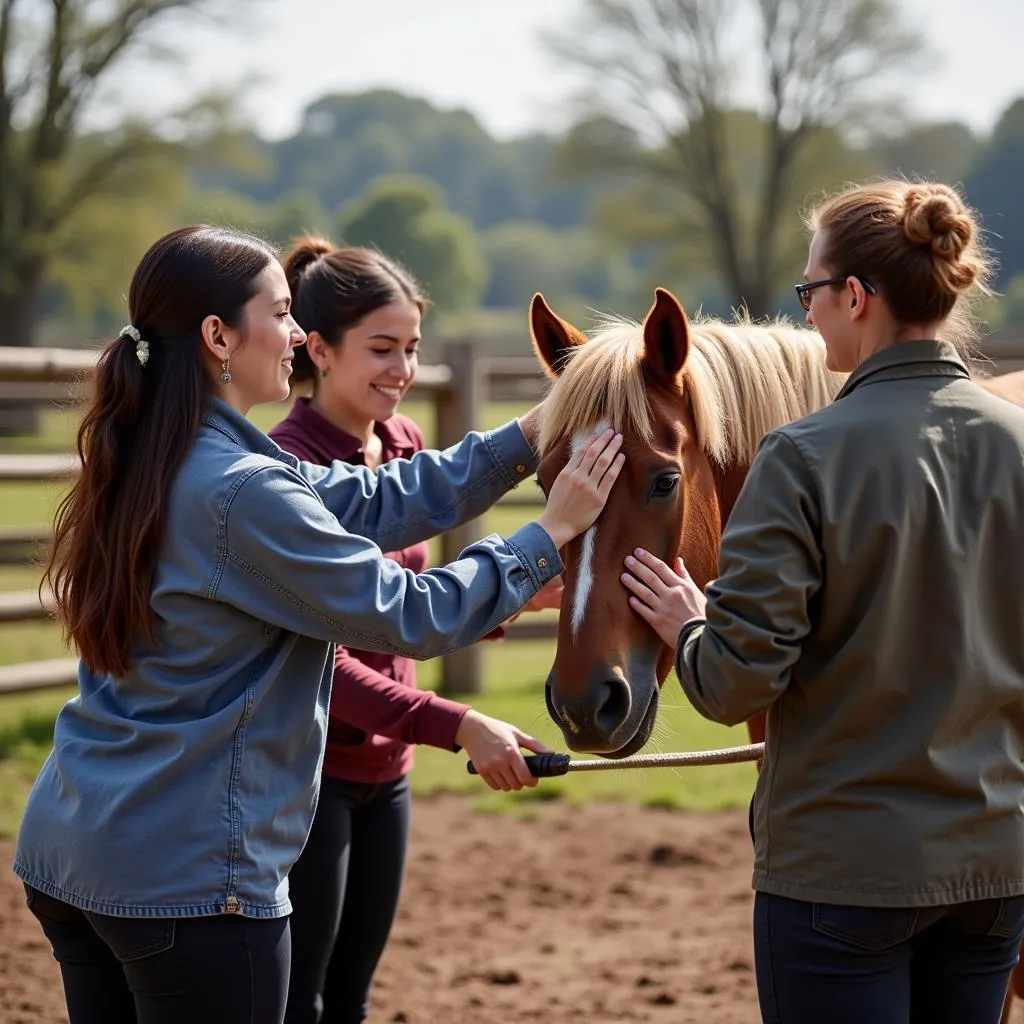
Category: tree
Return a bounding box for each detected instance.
[0,0,247,430]
[871,121,981,188]
[339,175,487,315]
[548,0,920,316]
[481,221,635,312]
[203,90,604,235]
[964,98,1024,290]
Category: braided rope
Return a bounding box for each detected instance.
[563,742,764,772]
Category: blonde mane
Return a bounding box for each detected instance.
[539,315,847,466]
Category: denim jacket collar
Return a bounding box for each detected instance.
[202,397,281,458]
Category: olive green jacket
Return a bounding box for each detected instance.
[676,341,1024,907]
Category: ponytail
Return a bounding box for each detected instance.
[44,225,274,676]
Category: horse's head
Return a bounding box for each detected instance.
[531,289,843,756]
[531,288,719,756]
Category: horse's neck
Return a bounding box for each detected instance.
[711,459,752,529]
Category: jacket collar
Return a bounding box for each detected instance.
[202,397,280,456]
[834,340,970,402]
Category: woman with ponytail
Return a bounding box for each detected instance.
[623,181,1024,1023]
[13,225,624,1024]
[268,238,561,1024]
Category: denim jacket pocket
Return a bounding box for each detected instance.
[85,913,176,963]
[812,903,918,952]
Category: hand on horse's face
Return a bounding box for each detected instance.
[536,428,625,549]
[621,549,707,649]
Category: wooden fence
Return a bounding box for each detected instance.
[0,341,553,698]
[2,335,1023,700]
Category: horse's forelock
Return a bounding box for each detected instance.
[538,320,654,456]
[536,313,845,464]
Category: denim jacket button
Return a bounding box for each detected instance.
[537,557,548,568]
[515,463,526,474]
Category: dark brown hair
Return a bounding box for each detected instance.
[45,225,276,677]
[282,236,428,388]
[808,180,992,346]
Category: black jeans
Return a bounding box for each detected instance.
[754,890,1024,1023]
[25,885,290,1023]
[285,774,411,1024]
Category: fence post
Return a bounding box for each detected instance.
[435,341,485,695]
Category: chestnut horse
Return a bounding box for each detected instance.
[530,287,845,755]
[529,290,1024,1019]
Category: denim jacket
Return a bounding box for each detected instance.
[14,398,560,918]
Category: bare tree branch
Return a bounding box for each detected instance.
[550,0,923,313]
[0,0,255,358]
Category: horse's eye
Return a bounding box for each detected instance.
[650,474,680,499]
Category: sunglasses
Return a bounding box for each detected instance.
[795,276,877,312]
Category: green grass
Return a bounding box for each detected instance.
[0,638,756,837]
[408,641,756,815]
[0,396,757,839]
[0,687,76,838]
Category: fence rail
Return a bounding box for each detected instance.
[0,341,551,697]
[2,335,1023,699]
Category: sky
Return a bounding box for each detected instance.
[110,0,1024,142]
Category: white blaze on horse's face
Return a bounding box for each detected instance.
[570,421,610,638]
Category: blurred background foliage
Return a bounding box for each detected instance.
[4,0,1024,364]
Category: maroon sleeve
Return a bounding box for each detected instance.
[329,647,469,751]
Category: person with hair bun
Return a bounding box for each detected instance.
[622,180,1024,1023]
[268,237,563,1024]
[12,225,624,1024]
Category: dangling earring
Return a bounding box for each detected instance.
[220,358,231,384]
[319,367,329,379]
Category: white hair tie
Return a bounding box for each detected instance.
[119,324,149,366]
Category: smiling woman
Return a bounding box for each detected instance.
[267,235,597,1024]
[15,224,622,1024]
[202,260,307,413]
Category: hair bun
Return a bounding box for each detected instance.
[283,236,335,286]
[901,185,981,294]
[902,186,973,261]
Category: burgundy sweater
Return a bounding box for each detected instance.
[269,397,470,783]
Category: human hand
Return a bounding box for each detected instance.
[536,428,624,549]
[456,710,552,791]
[621,548,707,648]
[522,575,564,613]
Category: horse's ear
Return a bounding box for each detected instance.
[642,288,691,390]
[530,293,586,379]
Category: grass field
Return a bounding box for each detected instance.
[0,399,757,838]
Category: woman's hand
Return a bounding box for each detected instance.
[621,548,707,648]
[456,710,552,791]
[536,428,624,549]
[522,576,564,613]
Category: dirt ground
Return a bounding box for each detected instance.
[3,796,1024,1024]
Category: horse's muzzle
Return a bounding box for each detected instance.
[545,669,657,757]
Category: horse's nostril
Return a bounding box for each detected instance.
[594,677,631,734]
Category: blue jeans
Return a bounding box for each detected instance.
[25,885,290,1023]
[754,891,1024,1024]
[284,774,411,1024]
